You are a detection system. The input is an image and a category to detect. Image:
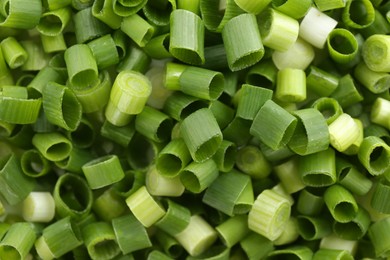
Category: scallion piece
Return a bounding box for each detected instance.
[275,68,306,102]
[32,132,72,162]
[0,36,28,69]
[271,0,311,19]
[142,0,176,26]
[155,199,191,236]
[145,165,185,197]
[327,28,359,65]
[180,159,219,194]
[267,246,313,260]
[143,33,172,59]
[333,206,371,240]
[20,149,50,177]
[357,136,390,176]
[73,7,110,44]
[212,139,236,172]
[215,215,250,248]
[233,0,271,14]
[22,192,55,223]
[314,0,347,11]
[368,217,390,257]
[354,62,390,94]
[0,222,36,260]
[274,157,305,194]
[121,13,155,48]
[36,7,72,36]
[306,66,339,97]
[0,0,42,29]
[245,59,277,88]
[342,0,375,29]
[92,0,122,29]
[92,188,126,221]
[328,113,360,152]
[313,249,354,260]
[324,184,359,223]
[296,215,332,241]
[41,34,67,53]
[337,158,373,196]
[311,97,343,125]
[236,84,273,120]
[87,34,119,69]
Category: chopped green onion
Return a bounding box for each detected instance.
[0,0,42,29]
[357,136,390,176]
[328,113,361,152]
[327,28,359,65]
[0,36,28,69]
[233,0,271,14]
[333,206,371,240]
[324,184,359,223]
[92,0,123,29]
[0,222,36,260]
[215,215,250,248]
[354,62,390,94]
[313,248,354,260]
[145,165,185,197]
[271,0,311,19]
[73,7,110,44]
[155,199,191,236]
[275,68,306,102]
[180,159,219,194]
[296,215,332,241]
[92,188,126,221]
[368,216,390,257]
[22,192,55,223]
[314,0,347,11]
[236,84,273,120]
[235,145,272,179]
[342,0,375,29]
[274,157,305,194]
[37,7,72,36]
[121,14,155,48]
[200,0,243,32]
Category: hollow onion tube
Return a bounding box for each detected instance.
[41,34,67,53]
[180,159,219,194]
[155,199,191,236]
[274,158,305,194]
[36,7,72,36]
[145,65,173,109]
[112,170,145,198]
[209,100,235,130]
[112,214,152,255]
[275,68,306,102]
[117,44,151,73]
[336,158,372,196]
[342,0,375,29]
[368,216,390,257]
[236,84,273,120]
[22,192,55,223]
[92,0,122,29]
[0,93,42,125]
[248,189,291,241]
[180,108,222,162]
[306,66,339,97]
[271,0,311,19]
[173,215,218,257]
[328,113,360,152]
[169,9,205,65]
[363,34,390,73]
[42,82,82,131]
[0,0,42,29]
[125,186,166,227]
[64,44,99,90]
[53,173,93,220]
[0,222,36,260]
[32,132,72,162]
[0,153,35,205]
[299,7,338,49]
[35,217,83,260]
[146,165,185,197]
[324,184,358,223]
[163,92,208,121]
[20,40,51,71]
[240,232,274,259]
[143,33,172,59]
[250,100,297,150]
[357,136,390,176]
[92,188,126,221]
[113,0,147,17]
[82,155,125,189]
[311,97,343,125]
[354,62,390,94]
[82,222,120,260]
[0,46,13,85]
[20,149,50,177]
[245,59,277,88]
[233,0,271,14]
[296,215,332,241]
[212,140,236,172]
[327,28,359,65]
[371,179,390,214]
[222,13,264,71]
[333,207,371,240]
[164,62,188,91]
[154,231,184,259]
[371,98,390,129]
[200,0,244,32]
[87,34,119,69]
[314,0,346,11]
[299,148,336,187]
[0,36,28,69]
[142,0,176,27]
[156,138,191,178]
[215,215,250,248]
[121,14,155,48]
[258,8,299,52]
[296,189,324,216]
[313,249,354,260]
[202,169,253,216]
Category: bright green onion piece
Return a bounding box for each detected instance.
[245,59,277,88]
[342,0,375,29]
[357,136,390,176]
[275,68,306,102]
[236,84,273,120]
[327,28,359,65]
[22,192,55,223]
[328,113,360,152]
[113,0,147,17]
[164,62,187,91]
[233,0,271,14]
[299,7,338,49]
[313,249,354,260]
[354,61,390,94]
[250,100,297,150]
[240,232,274,259]
[0,222,36,260]
[64,44,99,90]
[371,97,390,129]
[314,0,346,11]
[258,8,299,52]
[324,184,359,223]
[306,66,339,97]
[0,0,42,29]
[311,97,343,125]
[20,40,51,71]
[55,147,95,174]
[87,34,119,69]
[296,215,332,241]
[112,213,152,255]
[174,215,218,257]
[35,216,83,260]
[145,165,185,197]
[143,33,172,59]
[0,36,28,69]
[112,169,145,198]
[209,100,235,130]
[299,148,336,187]
[32,132,72,162]
[156,138,191,178]
[267,246,313,260]
[42,82,82,131]
[41,34,67,53]
[27,66,64,97]
[222,13,264,71]
[215,215,250,248]
[180,159,219,194]
[202,169,253,216]
[82,154,125,189]
[0,46,13,85]
[92,188,126,221]
[36,7,71,36]
[169,9,205,65]
[155,199,191,236]
[200,0,244,32]
[363,34,390,73]
[45,0,72,10]
[177,0,200,14]
[0,94,42,125]
[125,186,166,227]
[271,0,311,19]
[180,108,222,162]
[179,66,224,100]
[362,9,390,37]
[274,158,305,194]
[337,158,372,196]
[82,222,121,260]
[272,37,315,70]
[368,217,390,257]
[163,92,208,121]
[121,14,154,48]
[333,207,371,240]
[0,153,35,205]
[212,139,236,172]
[117,44,151,73]
[53,173,93,220]
[296,189,324,216]
[92,0,122,29]
[147,249,174,260]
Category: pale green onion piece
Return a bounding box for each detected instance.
[164,62,188,91]
[112,213,152,255]
[354,62,390,94]
[174,215,218,257]
[258,8,299,52]
[64,44,99,90]
[342,118,363,155]
[32,132,72,162]
[203,169,253,216]
[327,28,359,65]
[53,173,93,220]
[311,97,343,125]
[41,34,67,53]
[314,0,347,11]
[328,113,360,152]
[248,189,291,241]
[271,0,311,19]
[274,158,305,194]
[212,139,237,172]
[180,108,222,162]
[250,100,297,150]
[368,217,390,257]
[42,82,82,131]
[155,199,191,236]
[35,216,83,259]
[145,165,185,197]
[82,155,125,189]
[363,34,390,73]
[299,7,338,49]
[169,9,205,65]
[145,64,173,109]
[371,97,390,129]
[357,136,390,176]
[299,148,337,187]
[272,183,295,206]
[92,0,123,29]
[319,234,358,255]
[236,84,273,120]
[324,184,359,223]
[275,68,306,102]
[235,145,272,179]
[342,0,375,29]
[333,206,371,240]
[272,37,315,70]
[121,14,155,48]
[222,13,264,71]
[215,215,250,248]
[0,36,28,69]
[36,7,72,36]
[0,153,35,205]
[0,222,36,260]
[296,215,332,241]
[0,0,42,29]
[22,192,55,223]
[313,249,353,260]
[92,188,126,221]
[125,186,166,227]
[180,159,219,194]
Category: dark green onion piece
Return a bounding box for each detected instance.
[20,40,51,71]
[169,9,205,65]
[330,74,363,108]
[324,184,359,223]
[0,92,42,125]
[371,179,390,214]
[314,0,346,11]
[222,13,264,71]
[296,215,332,241]
[92,188,126,221]
[41,34,67,54]
[222,117,252,146]
[368,217,390,257]
[274,157,305,194]
[32,132,72,162]
[336,158,372,196]
[36,7,72,36]
[117,44,151,73]
[55,148,95,174]
[163,92,208,121]
[240,232,274,260]
[215,215,249,248]
[333,207,371,240]
[180,159,219,194]
[113,0,147,17]
[296,189,325,216]
[100,120,135,147]
[212,140,236,172]
[155,199,191,236]
[142,0,176,26]
[312,249,354,260]
[236,84,273,120]
[154,231,184,259]
[245,59,277,88]
[20,149,50,178]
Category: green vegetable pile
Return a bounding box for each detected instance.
[1,0,390,259]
